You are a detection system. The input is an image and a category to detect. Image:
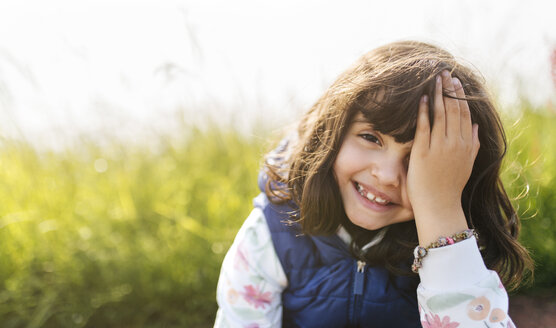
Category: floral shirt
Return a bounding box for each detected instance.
[214,208,516,328]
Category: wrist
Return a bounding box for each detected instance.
[412,229,477,273]
[413,206,468,246]
[411,196,462,216]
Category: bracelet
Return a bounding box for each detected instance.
[411,229,478,273]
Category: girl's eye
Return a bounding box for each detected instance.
[359,133,381,145]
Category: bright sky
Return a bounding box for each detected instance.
[0,0,554,147]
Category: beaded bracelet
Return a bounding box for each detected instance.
[411,228,478,273]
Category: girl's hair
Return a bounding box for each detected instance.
[264,40,533,290]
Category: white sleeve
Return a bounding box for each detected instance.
[214,208,288,328]
[417,236,516,327]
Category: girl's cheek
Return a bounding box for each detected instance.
[345,140,370,159]
[338,147,366,171]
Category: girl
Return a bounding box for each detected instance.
[214,41,533,327]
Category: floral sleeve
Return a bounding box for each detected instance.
[417,237,516,328]
[214,208,287,328]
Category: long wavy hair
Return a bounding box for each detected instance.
[264,40,533,290]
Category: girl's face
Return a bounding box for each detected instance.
[333,112,415,230]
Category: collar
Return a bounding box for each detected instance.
[336,226,389,253]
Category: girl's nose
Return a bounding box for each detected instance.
[371,158,402,188]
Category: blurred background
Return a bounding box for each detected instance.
[0,0,555,327]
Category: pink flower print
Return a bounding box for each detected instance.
[507,320,516,328]
[242,285,272,309]
[234,242,249,271]
[421,313,460,328]
[245,324,260,328]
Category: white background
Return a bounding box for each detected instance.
[0,0,555,148]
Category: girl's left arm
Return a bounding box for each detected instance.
[408,71,515,327]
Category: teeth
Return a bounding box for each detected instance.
[356,182,389,205]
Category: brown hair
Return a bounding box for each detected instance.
[264,40,533,290]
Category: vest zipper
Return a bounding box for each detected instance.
[351,260,366,325]
[354,260,366,295]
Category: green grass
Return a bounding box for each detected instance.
[0,105,555,327]
[0,127,270,327]
[502,104,556,290]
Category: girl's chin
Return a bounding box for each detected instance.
[350,220,387,231]
[346,206,415,230]
[345,212,388,231]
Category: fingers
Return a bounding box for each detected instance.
[453,77,472,142]
[442,71,461,139]
[431,74,446,140]
[433,71,475,143]
[414,95,431,150]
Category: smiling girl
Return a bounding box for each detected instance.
[214,41,532,327]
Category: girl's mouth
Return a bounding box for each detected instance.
[354,182,392,206]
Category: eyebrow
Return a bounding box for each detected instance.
[351,117,373,125]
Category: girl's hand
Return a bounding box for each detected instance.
[407,70,480,245]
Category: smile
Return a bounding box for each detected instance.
[355,182,391,205]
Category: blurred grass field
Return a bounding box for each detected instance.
[0,104,555,327]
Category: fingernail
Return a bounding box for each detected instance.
[442,70,450,78]
[422,95,428,103]
[452,77,461,86]
[436,75,441,84]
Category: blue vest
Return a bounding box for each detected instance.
[253,193,421,327]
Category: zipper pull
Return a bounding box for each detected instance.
[357,260,366,273]
[354,260,366,296]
